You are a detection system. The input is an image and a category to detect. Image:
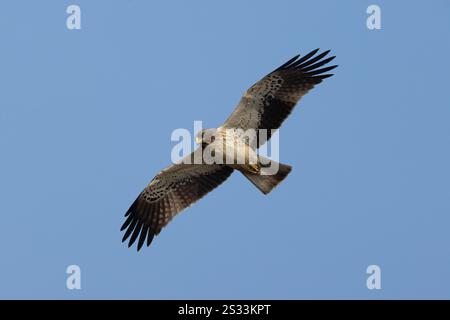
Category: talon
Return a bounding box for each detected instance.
[249,164,260,173]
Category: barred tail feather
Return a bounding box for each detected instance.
[242,160,292,194]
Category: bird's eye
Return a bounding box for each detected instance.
[210,136,215,142]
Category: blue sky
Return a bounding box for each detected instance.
[1,0,450,299]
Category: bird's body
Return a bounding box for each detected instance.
[199,127,260,172]
[121,49,337,250]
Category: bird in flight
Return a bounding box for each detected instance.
[121,49,337,250]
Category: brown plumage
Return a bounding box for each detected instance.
[121,49,337,250]
[223,48,336,146]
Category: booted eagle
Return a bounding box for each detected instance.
[121,49,337,250]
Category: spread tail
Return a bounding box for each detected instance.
[241,159,292,194]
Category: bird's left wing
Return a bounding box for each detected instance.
[222,49,337,147]
[121,150,234,250]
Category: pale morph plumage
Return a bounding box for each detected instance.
[122,49,337,250]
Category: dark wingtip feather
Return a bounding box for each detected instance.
[136,226,148,251]
[128,222,144,248]
[273,48,337,74]
[310,48,321,56]
[120,214,134,231]
[296,50,329,69]
[274,54,301,71]
[304,65,338,76]
[124,197,139,217]
[293,49,337,82]
[147,233,155,247]
[314,73,335,80]
[122,217,138,242]
[302,59,333,73]
[291,48,320,67]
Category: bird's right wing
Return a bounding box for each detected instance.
[121,149,234,250]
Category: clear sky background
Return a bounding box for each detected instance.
[1,0,449,299]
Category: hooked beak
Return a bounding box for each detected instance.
[195,136,202,144]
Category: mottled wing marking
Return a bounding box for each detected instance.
[223,49,337,146]
[121,152,234,250]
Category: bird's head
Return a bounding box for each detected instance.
[195,128,218,145]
